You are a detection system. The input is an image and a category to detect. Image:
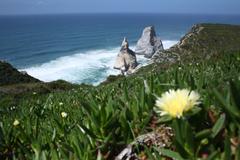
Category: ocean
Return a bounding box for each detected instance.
[0,13,240,85]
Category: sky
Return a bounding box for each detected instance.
[0,0,240,15]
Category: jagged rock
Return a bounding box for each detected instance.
[115,125,174,160]
[135,26,164,58]
[20,71,28,75]
[151,50,180,64]
[114,38,138,74]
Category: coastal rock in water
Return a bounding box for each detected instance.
[114,38,138,74]
[135,26,164,58]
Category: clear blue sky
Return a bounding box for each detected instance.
[0,0,240,15]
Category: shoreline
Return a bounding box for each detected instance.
[18,40,178,85]
[2,23,240,88]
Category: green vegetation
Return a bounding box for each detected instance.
[153,24,240,63]
[1,24,240,159]
[1,51,240,159]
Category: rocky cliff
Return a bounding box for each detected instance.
[152,23,240,63]
[0,60,40,86]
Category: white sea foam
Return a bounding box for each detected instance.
[162,40,178,49]
[22,40,178,85]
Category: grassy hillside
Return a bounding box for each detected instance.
[1,51,240,159]
[153,24,240,63]
[0,24,240,159]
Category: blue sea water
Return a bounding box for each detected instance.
[0,13,240,84]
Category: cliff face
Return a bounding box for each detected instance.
[0,61,40,86]
[152,24,240,63]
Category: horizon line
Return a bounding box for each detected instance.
[1,12,240,16]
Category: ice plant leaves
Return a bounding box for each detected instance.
[213,88,240,119]
[224,134,231,160]
[172,119,195,158]
[1,52,240,159]
[154,147,185,160]
[211,114,226,138]
[195,129,212,140]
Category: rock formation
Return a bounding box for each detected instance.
[114,38,138,74]
[115,125,174,160]
[135,26,164,58]
[0,60,40,86]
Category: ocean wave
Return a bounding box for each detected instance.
[22,40,178,85]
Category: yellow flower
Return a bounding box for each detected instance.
[13,119,20,126]
[155,89,200,118]
[59,102,63,106]
[61,112,67,118]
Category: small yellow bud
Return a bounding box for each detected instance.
[13,119,20,126]
[61,112,67,118]
[201,138,209,145]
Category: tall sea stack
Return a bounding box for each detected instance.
[114,38,138,74]
[135,26,164,58]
